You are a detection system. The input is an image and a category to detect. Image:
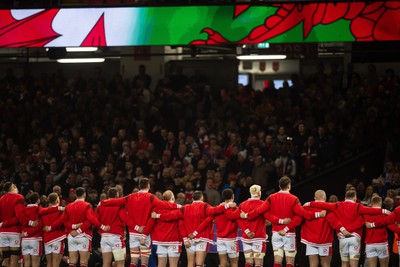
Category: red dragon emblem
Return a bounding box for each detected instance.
[191,2,400,44]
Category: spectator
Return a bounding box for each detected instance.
[275,149,296,179]
[361,185,374,206]
[300,136,319,172]
[252,156,269,193]
[204,178,221,206]
[328,194,338,203]
[133,64,152,90]
[384,197,395,211]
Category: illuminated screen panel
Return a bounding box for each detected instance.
[0,2,399,47]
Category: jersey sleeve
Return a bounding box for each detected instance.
[24,220,43,237]
[309,201,337,211]
[237,218,250,233]
[38,206,60,216]
[387,223,400,234]
[151,196,179,209]
[178,219,188,240]
[119,208,137,229]
[159,208,184,221]
[247,200,270,220]
[100,197,126,207]
[50,211,68,230]
[324,212,341,231]
[77,220,92,233]
[193,216,214,235]
[263,212,282,224]
[143,217,156,236]
[85,204,102,228]
[358,205,385,215]
[224,208,241,220]
[205,203,226,216]
[344,215,365,232]
[293,202,317,220]
[285,215,304,229]
[374,212,396,228]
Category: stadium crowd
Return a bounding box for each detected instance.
[0,63,399,201]
[0,62,399,267]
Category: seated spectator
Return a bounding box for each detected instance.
[275,149,296,179]
[361,185,374,206]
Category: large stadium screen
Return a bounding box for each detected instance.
[1,2,399,47]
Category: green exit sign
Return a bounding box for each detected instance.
[257,43,270,49]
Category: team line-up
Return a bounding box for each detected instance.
[1,176,400,267]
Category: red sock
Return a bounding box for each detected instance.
[68,264,76,267]
[273,264,282,267]
[286,264,294,267]
[245,264,253,267]
[130,264,137,267]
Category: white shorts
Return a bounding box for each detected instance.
[44,241,65,255]
[21,239,42,256]
[187,241,208,253]
[365,244,389,259]
[339,236,360,257]
[156,244,181,257]
[305,245,332,256]
[242,240,266,253]
[272,232,296,251]
[129,234,151,249]
[0,234,21,248]
[101,234,125,253]
[67,235,91,252]
[217,240,239,257]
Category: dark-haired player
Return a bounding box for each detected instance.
[39,192,66,267]
[20,192,42,267]
[100,178,179,267]
[306,190,390,267]
[152,190,235,267]
[0,182,25,267]
[45,187,109,267]
[96,187,138,267]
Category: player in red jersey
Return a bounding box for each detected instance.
[306,190,390,267]
[152,190,235,267]
[100,178,179,267]
[297,190,353,267]
[366,200,400,267]
[238,185,290,267]
[19,193,43,267]
[362,196,390,267]
[241,177,326,267]
[39,193,66,267]
[44,187,109,267]
[186,188,245,267]
[0,182,25,267]
[96,187,140,267]
[144,190,183,267]
[211,188,241,267]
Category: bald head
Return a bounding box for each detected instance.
[314,190,326,201]
[163,190,175,202]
